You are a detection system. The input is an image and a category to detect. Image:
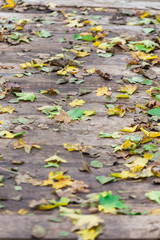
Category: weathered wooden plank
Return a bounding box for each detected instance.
[0,215,160,239]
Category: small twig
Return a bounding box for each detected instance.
[0,166,19,175]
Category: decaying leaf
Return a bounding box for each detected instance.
[2,0,16,8]
[0,105,15,114]
[54,110,71,124]
[14,139,41,153]
[117,85,137,95]
[63,143,92,152]
[94,86,112,96]
[69,99,85,107]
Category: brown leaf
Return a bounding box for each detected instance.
[69,180,90,193]
[54,110,71,124]
[96,70,111,80]
[145,100,160,108]
[79,161,91,173]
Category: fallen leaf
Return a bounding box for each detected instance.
[54,110,71,124]
[69,99,85,107]
[45,155,67,164]
[2,0,16,8]
[31,225,46,239]
[14,139,41,153]
[145,191,160,204]
[140,127,160,138]
[119,124,139,133]
[0,105,15,114]
[117,85,137,95]
[94,86,112,96]
[63,143,92,152]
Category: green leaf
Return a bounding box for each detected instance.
[142,28,155,34]
[126,76,152,85]
[78,88,91,96]
[38,105,62,118]
[90,161,103,168]
[59,37,67,43]
[96,176,115,184]
[58,231,69,237]
[98,53,113,58]
[143,144,158,152]
[148,108,160,116]
[91,15,101,20]
[14,92,37,102]
[82,35,95,41]
[67,108,84,120]
[145,191,160,204]
[36,29,52,38]
[0,202,4,209]
[40,67,50,72]
[14,186,22,191]
[99,131,121,139]
[44,163,59,168]
[69,78,84,84]
[99,192,129,211]
[13,117,34,125]
[74,33,82,40]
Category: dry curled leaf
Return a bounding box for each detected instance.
[54,110,71,125]
[96,70,111,80]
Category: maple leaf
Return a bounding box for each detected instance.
[54,110,71,124]
[107,105,126,117]
[76,226,103,240]
[44,155,67,164]
[0,105,15,114]
[69,99,85,107]
[140,127,160,138]
[40,88,60,95]
[14,92,37,102]
[67,214,104,231]
[2,0,16,8]
[14,139,41,153]
[145,191,160,204]
[124,157,148,173]
[63,143,92,152]
[98,191,128,214]
[94,86,112,96]
[117,85,137,95]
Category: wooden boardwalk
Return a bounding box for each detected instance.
[0,0,160,239]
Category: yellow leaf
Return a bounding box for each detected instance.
[125,157,148,173]
[107,106,126,118]
[144,152,153,160]
[38,204,56,210]
[2,0,15,8]
[150,209,160,215]
[57,69,67,75]
[83,109,96,116]
[110,170,137,179]
[17,208,28,215]
[98,205,116,214]
[140,127,160,138]
[90,25,103,32]
[136,104,147,110]
[19,62,31,69]
[52,178,73,189]
[69,99,85,107]
[0,121,3,124]
[94,86,112,96]
[132,51,158,61]
[86,67,95,74]
[71,49,90,58]
[116,94,129,99]
[118,85,137,95]
[140,12,150,19]
[0,105,15,114]
[76,226,103,240]
[63,143,92,152]
[121,139,136,150]
[93,41,101,46]
[45,155,67,163]
[119,124,139,133]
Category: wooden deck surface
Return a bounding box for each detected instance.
[1,0,160,239]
